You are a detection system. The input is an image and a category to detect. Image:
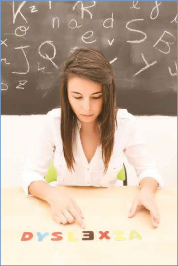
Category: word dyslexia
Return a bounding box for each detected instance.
[21,230,142,242]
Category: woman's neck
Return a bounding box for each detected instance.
[80,121,100,134]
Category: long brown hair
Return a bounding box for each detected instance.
[59,47,118,174]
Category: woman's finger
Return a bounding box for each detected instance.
[68,205,85,229]
[150,207,160,227]
[128,198,140,218]
[72,200,85,219]
[54,213,68,225]
[63,210,75,224]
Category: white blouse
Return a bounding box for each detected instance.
[21,108,164,197]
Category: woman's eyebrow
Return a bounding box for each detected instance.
[71,91,102,95]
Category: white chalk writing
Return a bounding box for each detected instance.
[49,1,52,10]
[153,31,176,54]
[52,17,60,29]
[81,31,96,44]
[15,26,29,37]
[13,1,27,24]
[70,47,79,54]
[12,46,30,74]
[68,19,82,29]
[110,58,118,64]
[168,62,177,76]
[126,19,147,43]
[150,1,161,20]
[29,6,38,13]
[108,39,115,46]
[134,53,157,76]
[103,13,114,28]
[1,83,8,91]
[16,80,28,89]
[37,62,53,74]
[73,1,96,19]
[1,39,8,47]
[170,14,177,24]
[130,1,140,10]
[1,58,10,65]
[38,41,59,69]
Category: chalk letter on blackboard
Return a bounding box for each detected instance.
[126,19,147,43]
[12,46,29,74]
[15,26,29,37]
[110,57,118,64]
[170,14,177,24]
[29,6,38,13]
[1,58,10,65]
[16,80,28,89]
[1,83,8,91]
[37,62,53,74]
[108,39,115,46]
[49,1,52,10]
[150,1,161,20]
[134,53,157,76]
[130,1,140,10]
[52,17,60,29]
[1,39,8,47]
[13,1,27,24]
[81,31,96,44]
[73,1,96,19]
[103,13,114,28]
[153,31,176,54]
[68,19,82,29]
[168,62,177,76]
[38,41,59,69]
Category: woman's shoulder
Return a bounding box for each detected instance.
[116,108,136,122]
[47,107,61,118]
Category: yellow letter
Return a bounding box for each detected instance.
[129,230,142,240]
[114,231,126,241]
[68,231,79,242]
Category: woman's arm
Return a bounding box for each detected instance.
[139,177,159,194]
[28,180,56,203]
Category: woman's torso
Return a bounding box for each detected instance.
[49,107,136,188]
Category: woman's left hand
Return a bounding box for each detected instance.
[128,187,160,228]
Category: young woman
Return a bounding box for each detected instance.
[21,47,164,229]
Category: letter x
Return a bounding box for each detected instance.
[99,231,110,240]
[1,39,7,47]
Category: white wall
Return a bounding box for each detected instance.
[1,115,177,187]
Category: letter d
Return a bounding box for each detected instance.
[21,232,33,241]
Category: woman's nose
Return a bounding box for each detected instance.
[82,99,91,112]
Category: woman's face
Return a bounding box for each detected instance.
[67,76,103,123]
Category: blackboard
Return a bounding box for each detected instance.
[1,1,177,115]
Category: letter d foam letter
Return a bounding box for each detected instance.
[21,232,33,241]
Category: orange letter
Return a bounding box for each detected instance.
[21,232,33,241]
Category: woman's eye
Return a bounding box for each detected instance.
[74,96,102,100]
[93,96,102,99]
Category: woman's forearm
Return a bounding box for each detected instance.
[139,177,159,194]
[28,180,56,203]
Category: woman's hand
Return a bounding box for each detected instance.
[128,187,160,228]
[47,188,85,229]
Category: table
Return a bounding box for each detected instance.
[1,186,177,265]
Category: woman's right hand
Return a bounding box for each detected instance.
[47,188,85,229]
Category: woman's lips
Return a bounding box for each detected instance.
[81,114,93,117]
